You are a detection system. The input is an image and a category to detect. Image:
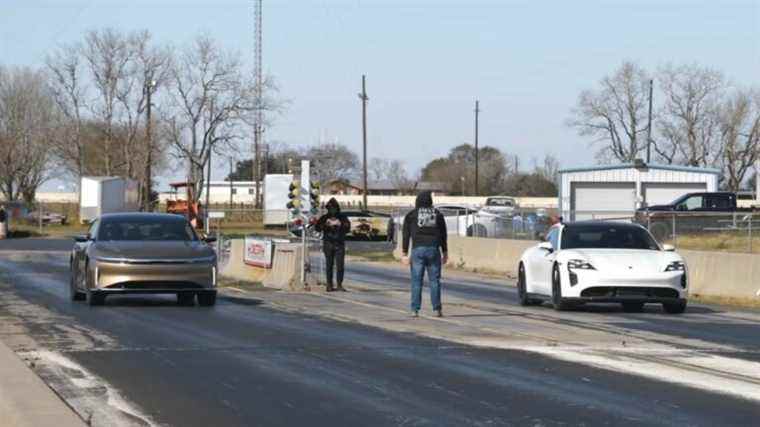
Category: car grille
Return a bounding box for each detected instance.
[106,281,203,290]
[581,287,679,299]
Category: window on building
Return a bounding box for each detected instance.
[248,188,254,195]
[231,188,237,195]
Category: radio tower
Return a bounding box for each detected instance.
[253,0,263,208]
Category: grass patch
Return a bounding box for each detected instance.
[10,223,88,238]
[667,233,760,253]
[349,251,397,263]
[218,277,265,290]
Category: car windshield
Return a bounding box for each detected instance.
[486,198,513,207]
[97,216,198,241]
[561,224,660,251]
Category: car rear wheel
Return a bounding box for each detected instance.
[177,292,196,306]
[663,300,687,314]
[622,302,645,313]
[552,264,571,311]
[198,291,217,307]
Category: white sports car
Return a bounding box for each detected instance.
[517,221,688,314]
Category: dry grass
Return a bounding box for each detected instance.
[665,233,760,254]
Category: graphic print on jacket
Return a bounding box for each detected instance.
[417,208,438,228]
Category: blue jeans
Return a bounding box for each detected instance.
[410,246,442,312]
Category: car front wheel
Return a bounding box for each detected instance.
[552,264,571,311]
[663,300,687,314]
[69,269,86,302]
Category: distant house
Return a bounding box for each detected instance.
[325,179,401,196]
[414,181,450,196]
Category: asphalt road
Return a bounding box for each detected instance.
[0,238,758,426]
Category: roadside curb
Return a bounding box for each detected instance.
[0,340,85,427]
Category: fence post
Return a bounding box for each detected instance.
[749,213,753,253]
[38,201,43,235]
[672,213,677,248]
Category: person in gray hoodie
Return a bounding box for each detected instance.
[401,191,448,317]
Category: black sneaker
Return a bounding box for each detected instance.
[434,309,443,318]
[326,285,335,292]
[336,285,347,292]
[411,310,419,318]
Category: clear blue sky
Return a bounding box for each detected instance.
[2,0,758,190]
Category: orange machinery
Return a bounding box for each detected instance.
[166,182,204,229]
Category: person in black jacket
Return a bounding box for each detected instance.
[315,198,351,292]
[401,191,448,317]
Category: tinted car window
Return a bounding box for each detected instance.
[486,198,514,207]
[561,224,659,250]
[677,195,703,211]
[98,217,198,241]
[705,195,731,210]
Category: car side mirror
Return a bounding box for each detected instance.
[203,236,217,244]
[74,234,89,243]
[662,244,675,252]
[539,241,554,252]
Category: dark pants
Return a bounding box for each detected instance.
[323,241,345,287]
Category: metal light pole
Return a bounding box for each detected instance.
[474,100,480,196]
[143,80,156,211]
[646,79,653,163]
[359,75,369,211]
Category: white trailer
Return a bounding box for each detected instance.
[263,174,294,226]
[80,176,139,223]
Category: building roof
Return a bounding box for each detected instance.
[559,162,721,175]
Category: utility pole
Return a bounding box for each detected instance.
[646,79,653,163]
[359,74,369,211]
[474,100,480,196]
[143,80,156,211]
[253,0,264,209]
[229,158,234,208]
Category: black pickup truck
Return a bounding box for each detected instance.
[634,192,757,241]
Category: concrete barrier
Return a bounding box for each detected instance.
[263,243,303,290]
[680,250,760,300]
[396,236,760,301]
[219,239,270,283]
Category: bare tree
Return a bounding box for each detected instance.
[47,43,89,180]
[654,64,725,167]
[165,34,254,203]
[569,61,651,163]
[369,157,389,182]
[116,30,173,208]
[0,66,56,202]
[720,89,760,191]
[534,154,560,183]
[82,28,134,176]
[307,143,360,185]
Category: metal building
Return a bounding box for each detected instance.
[558,163,720,221]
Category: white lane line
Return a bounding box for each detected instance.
[21,350,158,427]
[471,341,760,403]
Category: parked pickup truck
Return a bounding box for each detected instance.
[634,192,757,241]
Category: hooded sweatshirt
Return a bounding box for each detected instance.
[402,191,448,254]
[315,198,351,244]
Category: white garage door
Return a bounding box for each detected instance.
[642,182,706,207]
[571,182,636,221]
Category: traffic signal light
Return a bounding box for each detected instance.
[287,181,301,215]
[309,182,320,215]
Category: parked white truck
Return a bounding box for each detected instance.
[79,176,139,223]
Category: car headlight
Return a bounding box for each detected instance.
[665,261,685,272]
[567,259,595,270]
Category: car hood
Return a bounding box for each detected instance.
[560,248,680,274]
[92,241,215,261]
